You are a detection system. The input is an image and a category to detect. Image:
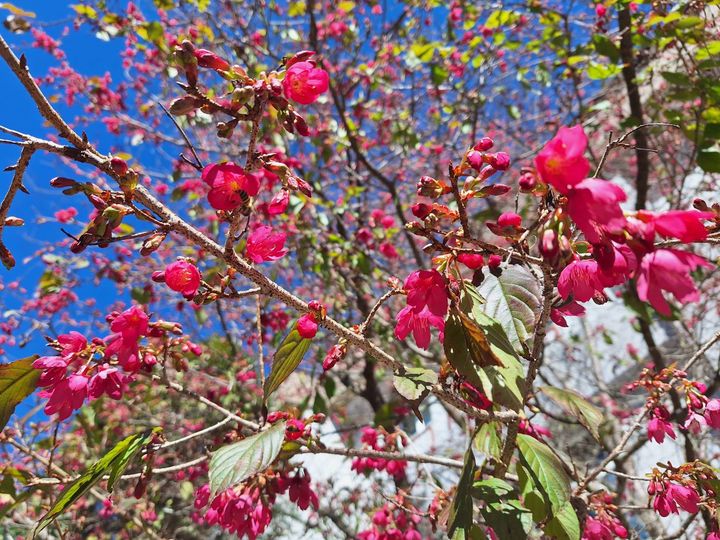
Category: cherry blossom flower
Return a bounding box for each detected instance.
[202,162,260,211]
[558,259,604,302]
[297,313,319,339]
[644,209,714,242]
[636,249,713,316]
[245,225,288,263]
[268,189,289,215]
[566,179,627,243]
[282,61,329,104]
[162,260,201,299]
[534,125,590,193]
[704,398,720,428]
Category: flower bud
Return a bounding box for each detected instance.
[474,137,494,151]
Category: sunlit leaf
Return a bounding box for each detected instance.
[33,429,160,536]
[539,386,604,442]
[0,356,39,431]
[263,326,311,402]
[209,421,286,496]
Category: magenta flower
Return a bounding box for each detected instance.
[268,189,290,215]
[283,61,329,105]
[88,364,127,400]
[704,399,720,428]
[534,125,590,193]
[567,178,627,243]
[163,260,201,299]
[404,269,448,316]
[42,374,88,420]
[647,416,676,444]
[202,162,260,211]
[596,242,637,287]
[33,356,68,387]
[245,225,288,263]
[550,300,585,327]
[558,259,604,302]
[636,248,712,316]
[457,253,484,270]
[57,331,87,355]
[648,209,714,243]
[394,305,445,349]
[296,313,318,339]
[668,483,700,514]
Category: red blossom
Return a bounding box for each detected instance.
[282,61,329,104]
[245,225,288,263]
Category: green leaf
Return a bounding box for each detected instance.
[263,326,311,401]
[34,429,159,536]
[586,62,621,80]
[444,314,486,389]
[517,434,579,538]
[545,501,581,540]
[393,367,438,401]
[0,356,40,431]
[473,422,502,461]
[698,151,720,173]
[459,285,525,411]
[480,499,532,540]
[660,71,690,86]
[592,35,619,63]
[448,446,476,538]
[209,421,286,496]
[539,386,604,442]
[477,267,542,352]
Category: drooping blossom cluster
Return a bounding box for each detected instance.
[358,494,423,540]
[625,364,720,443]
[193,467,318,539]
[582,492,628,540]
[33,306,185,420]
[647,461,718,519]
[351,427,408,481]
[535,125,716,319]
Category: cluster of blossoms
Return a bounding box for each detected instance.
[358,494,423,540]
[625,365,720,443]
[193,467,318,539]
[581,492,627,540]
[32,306,185,420]
[535,125,715,320]
[647,461,718,522]
[351,427,408,481]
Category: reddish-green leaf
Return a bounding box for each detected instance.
[0,355,40,431]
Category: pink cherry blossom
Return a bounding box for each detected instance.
[268,189,290,215]
[457,253,484,269]
[667,483,700,514]
[647,209,714,242]
[558,259,604,302]
[534,125,590,193]
[394,305,445,349]
[647,416,676,444]
[636,248,713,316]
[550,300,585,327]
[245,225,288,263]
[163,260,201,299]
[404,269,448,316]
[566,179,627,243]
[42,374,88,420]
[297,313,318,339]
[202,162,260,211]
[704,399,720,428]
[282,61,329,104]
